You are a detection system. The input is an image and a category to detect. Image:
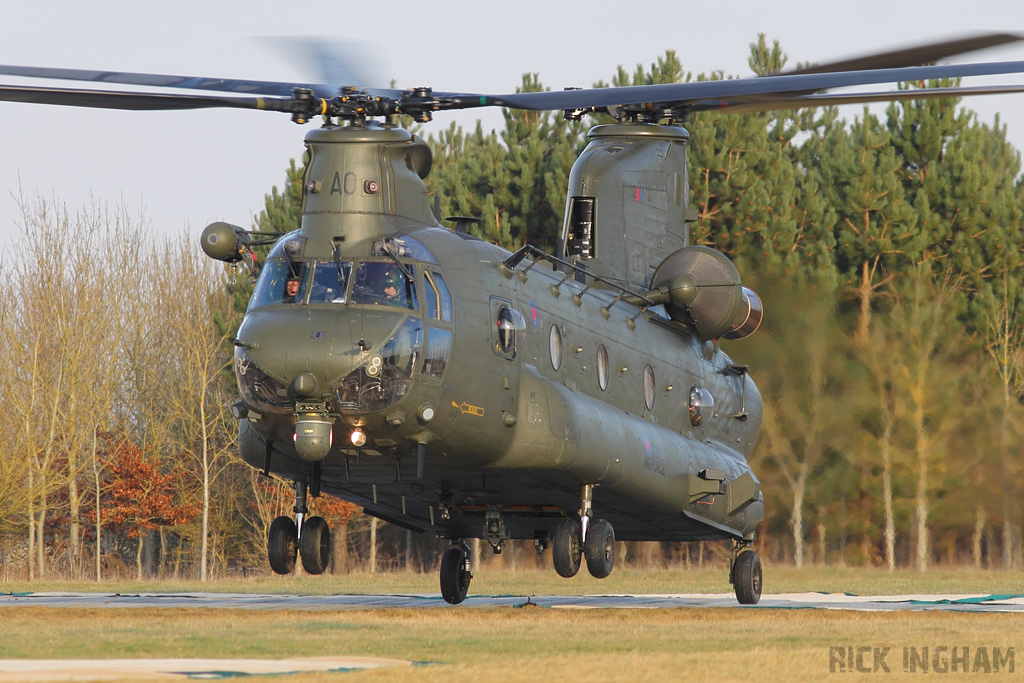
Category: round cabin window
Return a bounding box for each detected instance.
[549,324,563,371]
[597,344,609,391]
[643,364,656,410]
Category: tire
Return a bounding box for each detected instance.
[267,516,297,575]
[584,519,615,579]
[300,516,332,575]
[733,550,762,605]
[440,547,472,605]
[552,517,582,578]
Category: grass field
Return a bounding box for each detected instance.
[4,563,1024,596]
[2,567,1022,681]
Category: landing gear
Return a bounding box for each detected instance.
[300,516,332,574]
[268,516,298,575]
[552,517,582,578]
[584,518,615,578]
[554,483,616,579]
[439,542,473,604]
[730,541,762,605]
[266,479,332,576]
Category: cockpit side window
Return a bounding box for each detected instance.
[248,260,307,310]
[308,260,352,304]
[351,261,418,310]
[434,272,452,322]
[424,271,454,322]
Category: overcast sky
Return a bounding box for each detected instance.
[3,0,1024,250]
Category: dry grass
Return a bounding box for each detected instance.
[0,607,1020,682]
[3,566,1022,681]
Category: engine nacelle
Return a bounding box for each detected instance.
[200,221,248,263]
[649,246,762,341]
[723,287,763,340]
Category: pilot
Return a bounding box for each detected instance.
[284,276,301,302]
[380,270,402,305]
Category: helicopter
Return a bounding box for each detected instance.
[4,33,1024,605]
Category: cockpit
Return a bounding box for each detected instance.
[248,233,432,312]
[237,232,453,419]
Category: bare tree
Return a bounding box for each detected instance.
[0,264,32,544]
[158,235,235,581]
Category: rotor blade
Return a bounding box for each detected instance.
[688,84,1024,114]
[781,31,1023,75]
[0,63,407,102]
[465,59,1024,113]
[0,84,294,113]
[0,64,342,99]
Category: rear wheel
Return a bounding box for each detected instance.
[440,546,472,605]
[552,517,582,578]
[267,516,297,575]
[584,519,615,579]
[299,516,332,575]
[733,550,762,605]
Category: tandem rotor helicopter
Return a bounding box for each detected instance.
[4,33,1024,604]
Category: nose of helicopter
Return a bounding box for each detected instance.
[234,306,411,408]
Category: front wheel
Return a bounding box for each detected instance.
[267,516,297,575]
[440,547,472,605]
[552,517,582,578]
[300,516,332,575]
[733,550,762,605]
[584,519,615,579]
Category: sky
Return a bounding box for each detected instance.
[3,0,1024,250]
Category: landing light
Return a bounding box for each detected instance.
[350,429,367,447]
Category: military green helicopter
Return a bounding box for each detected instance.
[4,33,1024,604]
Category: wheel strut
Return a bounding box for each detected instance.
[294,480,308,540]
[579,484,593,542]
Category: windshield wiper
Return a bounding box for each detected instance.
[380,242,414,280]
[332,240,348,299]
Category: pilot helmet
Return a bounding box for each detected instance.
[382,271,400,289]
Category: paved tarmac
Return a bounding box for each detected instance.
[3,590,1024,612]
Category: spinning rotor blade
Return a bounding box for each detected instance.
[781,31,1022,75]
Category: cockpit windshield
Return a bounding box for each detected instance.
[309,261,352,304]
[248,260,307,309]
[351,262,419,310]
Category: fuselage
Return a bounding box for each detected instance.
[230,121,764,544]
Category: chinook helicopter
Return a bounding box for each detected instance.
[4,34,1024,605]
